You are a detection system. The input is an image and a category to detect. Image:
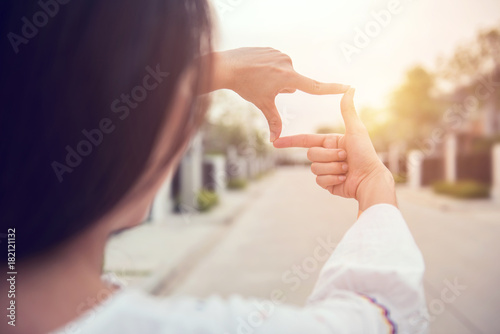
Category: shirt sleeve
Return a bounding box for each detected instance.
[57,204,428,334]
[307,203,428,333]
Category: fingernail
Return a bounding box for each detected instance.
[270,132,277,142]
[338,150,347,159]
[342,163,349,171]
[339,175,347,181]
[342,85,351,91]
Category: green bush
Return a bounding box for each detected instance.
[471,135,500,153]
[197,190,219,212]
[432,180,490,199]
[227,178,248,190]
[256,170,274,180]
[393,173,407,184]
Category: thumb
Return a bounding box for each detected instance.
[261,101,282,142]
[340,88,363,133]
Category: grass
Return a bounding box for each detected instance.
[227,178,248,190]
[197,189,219,212]
[393,173,407,184]
[432,180,490,199]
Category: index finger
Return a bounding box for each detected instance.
[292,73,350,95]
[273,134,341,148]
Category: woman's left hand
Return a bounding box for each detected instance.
[211,47,349,142]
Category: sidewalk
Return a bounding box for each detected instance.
[396,185,500,334]
[396,185,500,214]
[165,166,358,304]
[103,175,268,291]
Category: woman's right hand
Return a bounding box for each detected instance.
[273,88,397,212]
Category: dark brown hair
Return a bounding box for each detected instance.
[0,0,213,259]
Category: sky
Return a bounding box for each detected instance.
[210,0,500,136]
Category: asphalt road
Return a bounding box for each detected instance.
[170,166,500,334]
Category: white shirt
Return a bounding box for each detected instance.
[54,204,428,334]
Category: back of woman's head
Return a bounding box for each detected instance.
[0,0,213,259]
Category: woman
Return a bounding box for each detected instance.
[0,1,427,333]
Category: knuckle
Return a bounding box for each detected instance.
[283,70,296,82]
[331,134,341,147]
[282,55,293,64]
[268,117,281,127]
[271,66,287,76]
[311,80,321,91]
[323,137,336,149]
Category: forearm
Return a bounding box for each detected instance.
[198,51,232,94]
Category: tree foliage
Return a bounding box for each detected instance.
[439,26,500,84]
[388,66,443,146]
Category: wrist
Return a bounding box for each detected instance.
[356,167,397,212]
[211,51,233,91]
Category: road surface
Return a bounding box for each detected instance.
[167,166,500,334]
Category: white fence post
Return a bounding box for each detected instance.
[445,133,457,183]
[407,150,423,189]
[388,143,401,175]
[493,144,500,201]
[150,173,174,223]
[204,155,227,196]
[179,133,203,208]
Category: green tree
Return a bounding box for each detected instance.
[439,26,500,133]
[388,66,443,146]
[359,106,393,151]
[440,26,500,84]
